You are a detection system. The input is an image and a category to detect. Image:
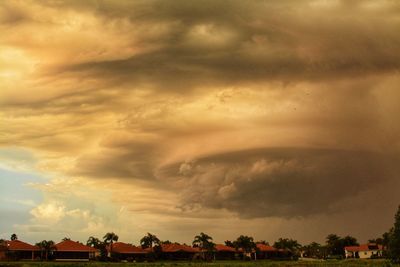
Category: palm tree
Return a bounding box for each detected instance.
[234,235,256,260]
[36,240,55,260]
[103,232,118,257]
[140,233,160,249]
[193,232,214,248]
[273,238,301,253]
[87,236,107,259]
[10,234,18,241]
[193,232,215,261]
[87,236,101,248]
[103,232,119,245]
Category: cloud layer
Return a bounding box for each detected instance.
[1,0,400,243]
[158,148,397,218]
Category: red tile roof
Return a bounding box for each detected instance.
[108,242,147,254]
[143,247,153,253]
[192,246,202,252]
[6,240,39,251]
[160,243,198,253]
[345,243,383,252]
[215,244,236,252]
[256,243,277,252]
[54,240,98,252]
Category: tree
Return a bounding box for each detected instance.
[10,234,18,241]
[36,240,55,260]
[234,235,256,260]
[103,232,119,257]
[302,242,325,259]
[273,238,301,258]
[325,234,358,258]
[193,232,214,249]
[87,236,101,248]
[192,232,215,261]
[87,236,107,260]
[224,240,234,247]
[383,229,393,251]
[342,235,358,247]
[257,240,270,245]
[326,234,342,256]
[140,233,160,249]
[389,205,400,262]
[103,232,119,244]
[368,238,384,245]
[62,237,71,241]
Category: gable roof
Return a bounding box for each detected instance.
[160,243,198,253]
[6,240,39,251]
[256,243,277,252]
[215,244,236,252]
[108,242,147,254]
[54,240,98,252]
[345,243,383,252]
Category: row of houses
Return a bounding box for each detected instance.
[0,239,290,262]
[0,240,97,261]
[0,239,385,262]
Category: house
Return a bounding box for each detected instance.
[4,240,40,260]
[157,243,199,260]
[53,240,98,261]
[344,243,383,259]
[0,242,7,261]
[214,244,236,260]
[107,242,147,261]
[256,243,279,259]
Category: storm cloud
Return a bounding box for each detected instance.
[47,0,400,91]
[1,0,400,243]
[157,148,397,218]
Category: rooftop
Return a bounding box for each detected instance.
[256,243,277,252]
[54,240,98,252]
[6,240,39,251]
[108,242,146,254]
[160,243,198,253]
[215,244,236,252]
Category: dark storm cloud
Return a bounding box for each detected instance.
[73,137,158,180]
[157,147,398,218]
[47,0,400,90]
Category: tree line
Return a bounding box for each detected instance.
[2,205,400,262]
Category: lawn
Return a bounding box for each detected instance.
[0,260,398,267]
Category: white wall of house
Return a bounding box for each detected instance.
[359,250,372,259]
[345,250,353,258]
[345,249,382,259]
[358,249,381,259]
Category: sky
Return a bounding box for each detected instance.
[1,0,400,246]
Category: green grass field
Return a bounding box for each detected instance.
[0,260,398,267]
